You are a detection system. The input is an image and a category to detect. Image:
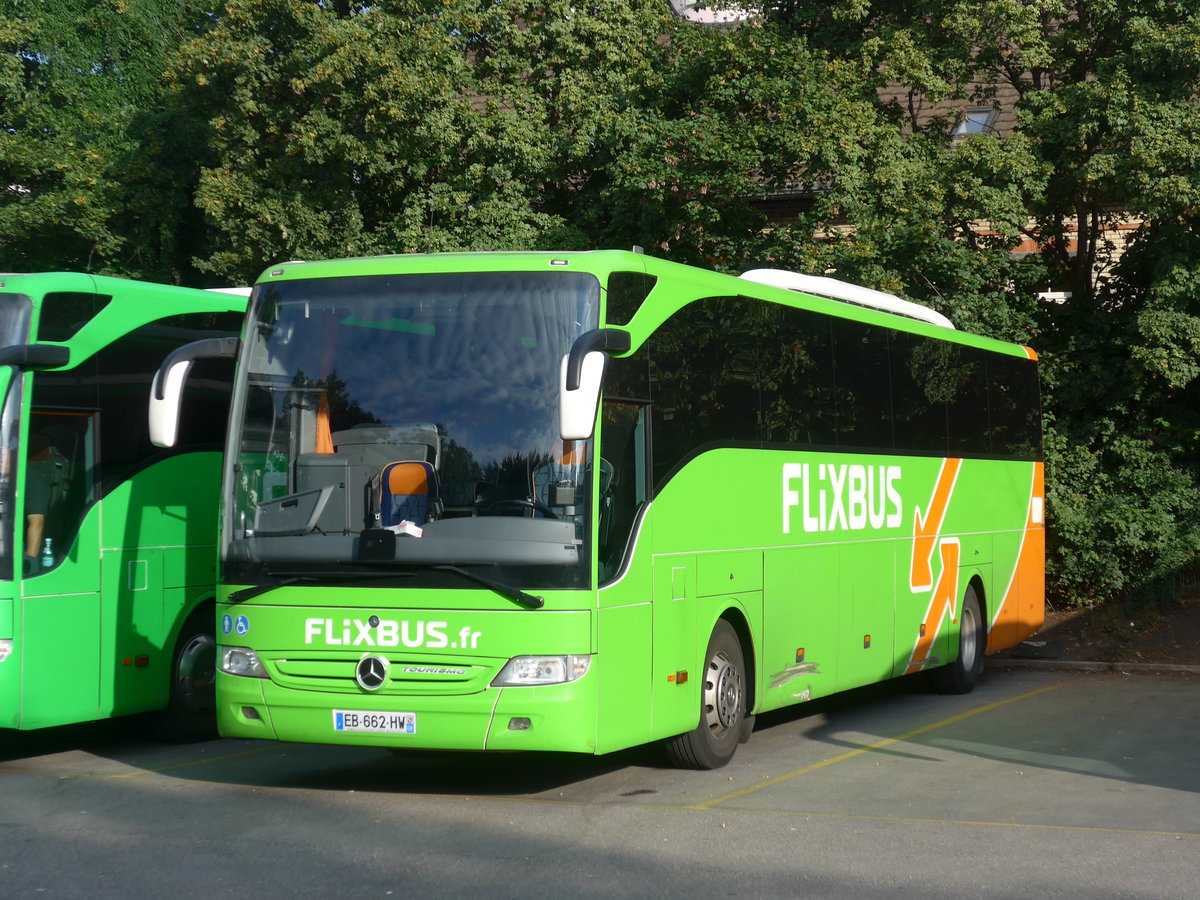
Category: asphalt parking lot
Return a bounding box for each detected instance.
[3,667,1198,899]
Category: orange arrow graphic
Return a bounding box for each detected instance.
[910,457,962,592]
[906,539,961,674]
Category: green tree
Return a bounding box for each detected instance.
[0,0,207,281]
[176,1,869,280]
[171,0,572,283]
[473,6,880,271]
[759,1,1200,604]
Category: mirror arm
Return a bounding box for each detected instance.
[152,336,239,401]
[565,329,630,391]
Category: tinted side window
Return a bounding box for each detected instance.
[617,295,1040,498]
[649,296,761,488]
[945,346,991,455]
[761,304,836,448]
[606,272,657,327]
[989,354,1042,459]
[832,319,892,451]
[31,312,242,500]
[598,400,649,583]
[606,346,651,401]
[25,407,97,572]
[29,355,101,563]
[94,313,241,493]
[890,332,950,456]
[37,292,111,342]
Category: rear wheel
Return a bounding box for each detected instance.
[665,620,747,769]
[931,585,985,694]
[151,607,218,742]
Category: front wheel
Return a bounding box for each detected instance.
[931,584,985,694]
[151,607,218,742]
[664,620,748,769]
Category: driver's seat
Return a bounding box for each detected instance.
[378,461,442,527]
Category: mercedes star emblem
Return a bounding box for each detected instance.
[355,655,389,691]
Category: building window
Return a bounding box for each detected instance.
[952,108,998,137]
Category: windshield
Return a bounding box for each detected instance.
[224,270,601,590]
[0,293,32,347]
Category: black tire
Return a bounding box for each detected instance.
[931,584,985,694]
[152,606,218,742]
[665,620,748,769]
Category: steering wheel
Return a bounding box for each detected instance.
[481,498,559,519]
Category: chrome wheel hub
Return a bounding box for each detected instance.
[703,650,742,736]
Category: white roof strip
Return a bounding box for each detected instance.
[740,268,955,330]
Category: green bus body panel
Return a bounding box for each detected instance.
[0,272,244,731]
[594,603,652,753]
[633,450,1034,722]
[215,252,1042,756]
[4,453,222,729]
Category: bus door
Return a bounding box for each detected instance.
[17,403,102,729]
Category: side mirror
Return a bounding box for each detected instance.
[560,351,606,440]
[149,337,239,447]
[0,344,70,369]
[559,329,630,441]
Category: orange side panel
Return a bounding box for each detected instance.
[987,463,1045,653]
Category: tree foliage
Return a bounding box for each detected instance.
[3,0,1199,604]
[169,0,572,281]
[760,0,1200,604]
[0,0,210,281]
[171,1,873,281]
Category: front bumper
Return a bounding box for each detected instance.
[217,670,599,754]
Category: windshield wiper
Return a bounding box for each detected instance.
[430,564,545,610]
[228,576,313,603]
[333,560,545,609]
[227,570,415,603]
[227,563,544,610]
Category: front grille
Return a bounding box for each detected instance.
[269,653,497,696]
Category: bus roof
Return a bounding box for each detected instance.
[0,272,248,307]
[0,273,249,364]
[252,251,1033,359]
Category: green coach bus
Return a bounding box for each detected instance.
[152,250,1043,767]
[0,273,246,739]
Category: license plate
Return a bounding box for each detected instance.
[333,709,417,735]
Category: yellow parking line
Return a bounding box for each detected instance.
[690,680,1073,811]
[688,806,1200,839]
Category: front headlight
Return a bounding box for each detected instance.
[220,646,268,678]
[492,655,591,687]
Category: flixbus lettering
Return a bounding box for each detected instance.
[782,463,903,535]
[303,618,482,650]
